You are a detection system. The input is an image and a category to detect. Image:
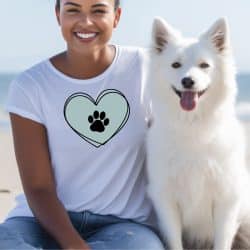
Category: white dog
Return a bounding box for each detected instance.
[145,17,250,249]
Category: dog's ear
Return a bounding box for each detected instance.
[152,17,180,53]
[201,18,231,53]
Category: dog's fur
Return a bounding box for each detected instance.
[145,17,250,249]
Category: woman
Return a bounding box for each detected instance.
[0,0,164,249]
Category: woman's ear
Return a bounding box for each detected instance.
[55,6,61,26]
[113,8,122,28]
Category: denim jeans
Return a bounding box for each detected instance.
[0,211,165,249]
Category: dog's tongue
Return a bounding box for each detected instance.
[180,91,198,111]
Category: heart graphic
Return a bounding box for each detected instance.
[64,89,130,147]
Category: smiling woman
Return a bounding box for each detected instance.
[53,0,122,78]
[0,0,164,249]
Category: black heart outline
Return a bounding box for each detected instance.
[64,89,130,147]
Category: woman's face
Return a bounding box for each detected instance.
[56,0,121,55]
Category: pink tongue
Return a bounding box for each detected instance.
[180,91,198,111]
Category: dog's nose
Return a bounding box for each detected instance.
[182,77,195,89]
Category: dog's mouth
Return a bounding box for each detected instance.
[172,87,207,111]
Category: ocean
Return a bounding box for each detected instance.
[0,74,16,130]
[0,73,250,130]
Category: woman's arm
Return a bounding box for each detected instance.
[10,113,90,250]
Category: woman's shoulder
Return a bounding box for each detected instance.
[20,59,49,78]
[11,59,51,89]
[118,45,147,56]
[115,45,149,66]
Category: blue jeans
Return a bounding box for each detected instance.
[0,211,165,249]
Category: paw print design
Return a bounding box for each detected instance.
[88,111,110,132]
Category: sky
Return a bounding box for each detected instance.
[0,0,249,73]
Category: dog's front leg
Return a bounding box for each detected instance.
[213,200,240,250]
[151,192,183,250]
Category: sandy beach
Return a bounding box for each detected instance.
[0,121,250,223]
[0,128,22,222]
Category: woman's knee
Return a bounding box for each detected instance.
[0,217,59,249]
[87,222,165,249]
[0,223,37,249]
[125,223,165,249]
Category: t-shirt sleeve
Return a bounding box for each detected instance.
[4,76,44,124]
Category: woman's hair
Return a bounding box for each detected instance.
[56,0,120,10]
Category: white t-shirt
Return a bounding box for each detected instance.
[5,45,152,223]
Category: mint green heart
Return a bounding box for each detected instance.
[64,89,130,147]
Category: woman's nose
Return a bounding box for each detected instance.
[79,13,93,25]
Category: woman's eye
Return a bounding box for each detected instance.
[172,62,182,69]
[200,62,210,69]
[93,9,106,14]
[67,9,79,13]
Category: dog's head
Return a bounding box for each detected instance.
[150,17,236,113]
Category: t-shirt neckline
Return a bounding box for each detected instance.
[46,44,119,85]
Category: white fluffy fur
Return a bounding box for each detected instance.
[146,17,250,250]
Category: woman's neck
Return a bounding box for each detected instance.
[50,45,115,79]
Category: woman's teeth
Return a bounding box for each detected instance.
[76,32,96,39]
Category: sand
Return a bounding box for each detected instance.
[0,121,250,223]
[0,128,22,222]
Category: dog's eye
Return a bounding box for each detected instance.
[172,62,182,69]
[199,62,210,69]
